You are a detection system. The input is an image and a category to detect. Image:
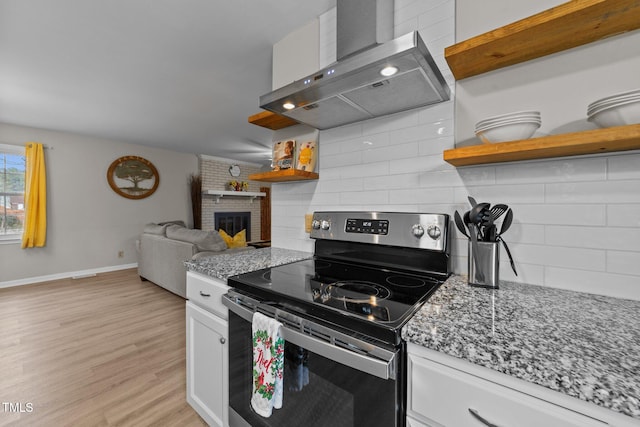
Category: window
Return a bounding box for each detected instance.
[0,144,25,241]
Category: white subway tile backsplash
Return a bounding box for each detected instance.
[322,150,362,168]
[545,225,640,251]
[495,157,607,184]
[362,141,419,163]
[418,169,464,188]
[607,153,640,180]
[456,184,546,204]
[340,161,389,179]
[362,110,421,135]
[389,153,445,175]
[364,172,421,191]
[509,243,606,271]
[339,190,389,206]
[607,204,640,227]
[389,187,454,205]
[607,251,640,276]
[509,204,606,226]
[545,180,640,203]
[417,136,455,156]
[318,177,364,193]
[545,267,640,301]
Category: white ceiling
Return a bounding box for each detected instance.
[0,0,335,164]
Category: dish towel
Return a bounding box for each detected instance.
[251,312,285,418]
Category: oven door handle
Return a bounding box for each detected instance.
[222,294,397,380]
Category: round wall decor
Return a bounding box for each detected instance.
[107,156,159,199]
[229,164,241,177]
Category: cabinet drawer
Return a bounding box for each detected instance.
[186,271,229,319]
[408,353,606,427]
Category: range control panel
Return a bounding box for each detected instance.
[345,218,389,235]
[310,211,449,252]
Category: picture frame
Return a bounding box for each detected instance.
[107,155,159,199]
[272,139,296,171]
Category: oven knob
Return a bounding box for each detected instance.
[411,224,424,238]
[427,225,441,239]
[311,219,321,229]
[321,220,330,230]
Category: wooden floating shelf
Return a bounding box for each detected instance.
[248,111,299,130]
[443,124,640,167]
[445,0,640,80]
[202,190,266,203]
[248,169,319,182]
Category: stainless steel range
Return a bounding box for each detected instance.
[223,211,451,427]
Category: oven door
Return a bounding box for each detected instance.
[222,292,402,427]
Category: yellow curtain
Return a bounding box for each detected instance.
[21,142,47,248]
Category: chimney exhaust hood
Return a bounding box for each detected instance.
[259,0,450,130]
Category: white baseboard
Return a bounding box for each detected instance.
[0,263,138,289]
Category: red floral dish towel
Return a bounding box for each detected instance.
[251,312,284,418]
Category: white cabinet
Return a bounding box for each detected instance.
[406,343,613,427]
[186,272,230,427]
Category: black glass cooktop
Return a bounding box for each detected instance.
[228,258,444,345]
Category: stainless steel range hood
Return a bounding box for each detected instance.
[259,0,450,130]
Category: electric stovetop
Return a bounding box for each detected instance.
[228,257,444,346]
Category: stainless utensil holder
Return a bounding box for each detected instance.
[468,241,499,289]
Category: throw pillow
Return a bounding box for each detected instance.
[218,229,247,248]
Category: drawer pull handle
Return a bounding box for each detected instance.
[220,337,226,344]
[468,408,502,427]
[199,291,211,297]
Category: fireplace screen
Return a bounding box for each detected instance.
[214,211,250,241]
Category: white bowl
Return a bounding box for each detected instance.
[588,89,640,107]
[475,118,541,132]
[476,115,541,128]
[587,98,640,128]
[475,121,541,143]
[587,96,640,115]
[476,110,540,122]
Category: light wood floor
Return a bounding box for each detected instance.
[0,268,207,427]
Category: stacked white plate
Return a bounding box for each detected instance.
[474,111,541,144]
[587,89,640,128]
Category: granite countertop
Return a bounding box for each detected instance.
[185,247,312,281]
[402,275,640,420]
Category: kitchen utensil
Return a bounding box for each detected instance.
[497,208,513,237]
[467,223,484,282]
[498,237,518,276]
[489,204,508,220]
[467,196,478,208]
[470,202,490,240]
[454,211,469,238]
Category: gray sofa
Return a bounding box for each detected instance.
[137,222,253,298]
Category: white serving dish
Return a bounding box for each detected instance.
[475,121,541,143]
[587,98,640,128]
[475,118,541,132]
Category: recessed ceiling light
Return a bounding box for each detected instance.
[380,66,398,77]
[283,102,295,110]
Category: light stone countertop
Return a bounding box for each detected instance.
[402,274,640,420]
[184,247,312,281]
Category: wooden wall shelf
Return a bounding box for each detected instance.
[248,111,299,130]
[445,0,640,80]
[249,169,319,182]
[443,124,640,167]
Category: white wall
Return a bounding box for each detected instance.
[270,0,640,301]
[0,123,198,285]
